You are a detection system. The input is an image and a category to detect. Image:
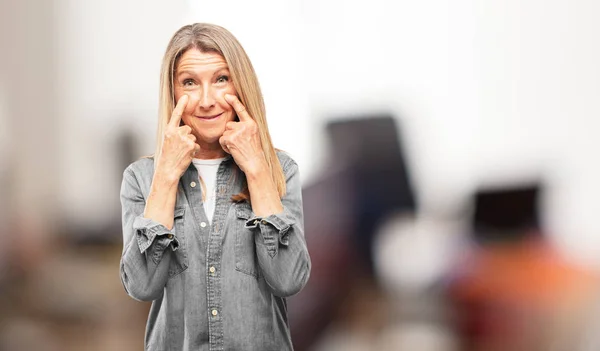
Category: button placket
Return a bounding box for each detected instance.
[205,159,230,350]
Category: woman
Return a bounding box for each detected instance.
[119,23,311,350]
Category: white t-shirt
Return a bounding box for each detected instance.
[192,157,226,224]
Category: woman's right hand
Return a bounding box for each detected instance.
[155,95,200,183]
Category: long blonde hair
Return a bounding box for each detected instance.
[156,23,285,202]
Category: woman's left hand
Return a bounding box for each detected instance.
[220,94,268,176]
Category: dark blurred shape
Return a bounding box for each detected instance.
[326,116,417,271]
[472,183,541,243]
[66,128,139,246]
[290,115,417,351]
[117,127,140,174]
[446,181,600,351]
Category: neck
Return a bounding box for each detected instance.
[195,141,227,159]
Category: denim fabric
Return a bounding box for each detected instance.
[119,151,311,351]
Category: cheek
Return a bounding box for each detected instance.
[216,85,237,111]
[185,94,200,113]
[216,85,237,120]
[173,87,187,104]
[173,86,199,110]
[175,94,198,126]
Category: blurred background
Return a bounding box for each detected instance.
[1,0,600,350]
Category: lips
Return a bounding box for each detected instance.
[195,112,223,120]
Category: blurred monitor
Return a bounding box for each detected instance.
[325,115,416,211]
[471,183,542,243]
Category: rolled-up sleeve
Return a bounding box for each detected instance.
[134,216,180,254]
[132,215,180,268]
[119,166,176,301]
[245,208,295,255]
[250,158,311,297]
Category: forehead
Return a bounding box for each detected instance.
[176,48,228,73]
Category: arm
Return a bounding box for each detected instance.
[119,166,179,301]
[119,95,198,301]
[219,94,310,297]
[245,158,311,297]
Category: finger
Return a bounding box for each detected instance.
[179,125,192,134]
[169,95,189,127]
[224,94,251,122]
[219,135,231,154]
[187,134,196,142]
[188,142,199,156]
[220,130,233,141]
[225,121,237,130]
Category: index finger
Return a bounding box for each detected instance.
[169,95,189,127]
[225,94,251,122]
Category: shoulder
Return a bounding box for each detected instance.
[120,157,155,198]
[275,150,298,174]
[123,156,155,181]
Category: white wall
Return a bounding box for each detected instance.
[188,0,600,264]
[53,0,600,264]
[56,0,188,227]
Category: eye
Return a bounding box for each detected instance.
[182,78,196,87]
[216,75,229,84]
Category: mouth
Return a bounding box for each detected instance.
[195,112,223,120]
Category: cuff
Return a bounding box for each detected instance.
[245,210,295,257]
[133,215,180,254]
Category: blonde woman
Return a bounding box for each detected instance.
[119,23,311,350]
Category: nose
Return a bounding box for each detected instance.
[198,86,216,110]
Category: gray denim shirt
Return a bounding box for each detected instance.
[119,151,311,351]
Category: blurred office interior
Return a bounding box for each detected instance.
[1,0,599,350]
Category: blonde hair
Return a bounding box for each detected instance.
[156,23,285,202]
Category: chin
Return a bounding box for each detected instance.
[196,128,225,143]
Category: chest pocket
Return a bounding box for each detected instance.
[234,202,260,278]
[169,207,189,277]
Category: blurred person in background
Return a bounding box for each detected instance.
[119,23,311,350]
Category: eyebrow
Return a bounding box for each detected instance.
[176,68,230,78]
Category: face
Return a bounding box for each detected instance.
[173,48,238,154]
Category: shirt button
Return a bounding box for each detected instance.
[209,266,216,274]
[211,309,218,316]
[261,220,267,225]
[167,234,174,239]
[200,222,207,228]
[190,181,197,188]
